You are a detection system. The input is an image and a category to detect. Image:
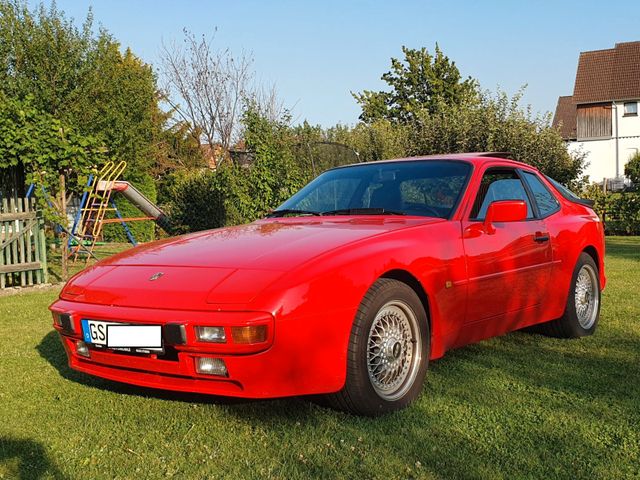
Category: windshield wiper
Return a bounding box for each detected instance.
[321,208,406,216]
[267,209,322,218]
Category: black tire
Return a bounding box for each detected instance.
[325,278,429,416]
[538,252,601,338]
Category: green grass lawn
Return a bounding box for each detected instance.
[1,238,639,479]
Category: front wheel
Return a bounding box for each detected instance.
[326,278,429,416]
[539,252,601,338]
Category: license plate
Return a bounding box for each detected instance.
[81,320,163,351]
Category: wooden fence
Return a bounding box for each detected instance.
[0,197,48,289]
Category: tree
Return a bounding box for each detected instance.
[0,0,171,176]
[624,151,640,185]
[353,45,478,123]
[0,0,95,117]
[0,94,108,278]
[160,30,253,167]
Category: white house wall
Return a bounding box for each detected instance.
[568,100,640,183]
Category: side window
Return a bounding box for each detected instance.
[470,169,533,220]
[522,171,560,217]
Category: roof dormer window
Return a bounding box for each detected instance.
[623,102,638,116]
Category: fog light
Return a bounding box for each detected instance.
[195,326,226,343]
[231,325,267,344]
[76,340,90,358]
[195,357,228,376]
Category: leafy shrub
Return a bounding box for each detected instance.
[601,193,640,235]
[624,152,640,185]
[582,185,640,235]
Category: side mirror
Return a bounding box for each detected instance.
[484,200,527,234]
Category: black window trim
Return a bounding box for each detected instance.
[517,168,561,219]
[468,166,538,222]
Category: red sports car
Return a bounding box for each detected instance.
[50,153,605,416]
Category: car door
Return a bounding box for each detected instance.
[461,167,553,325]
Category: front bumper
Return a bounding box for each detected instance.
[50,299,292,398]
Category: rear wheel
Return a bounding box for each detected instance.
[326,278,429,416]
[539,252,601,338]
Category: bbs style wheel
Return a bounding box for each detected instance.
[326,278,429,416]
[539,252,601,338]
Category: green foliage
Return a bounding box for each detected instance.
[604,193,640,235]
[344,89,586,187]
[102,172,158,243]
[0,94,107,218]
[353,45,478,123]
[624,151,640,185]
[409,90,586,186]
[582,183,640,235]
[337,120,411,163]
[65,42,162,173]
[0,0,174,190]
[0,0,94,117]
[166,167,236,233]
[167,107,307,232]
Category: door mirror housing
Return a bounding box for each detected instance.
[484,200,527,233]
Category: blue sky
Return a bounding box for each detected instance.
[33,0,640,127]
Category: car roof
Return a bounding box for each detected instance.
[336,152,536,171]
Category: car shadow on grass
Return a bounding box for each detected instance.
[36,330,307,414]
[0,437,66,480]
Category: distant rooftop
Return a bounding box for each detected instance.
[553,41,640,140]
[573,41,640,104]
[552,96,577,140]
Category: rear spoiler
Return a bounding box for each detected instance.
[575,197,595,207]
[543,175,595,208]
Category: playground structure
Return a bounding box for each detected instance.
[69,161,171,261]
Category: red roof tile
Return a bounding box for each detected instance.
[573,41,640,104]
[552,96,577,140]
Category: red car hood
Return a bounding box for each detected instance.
[101,217,441,270]
[60,217,442,309]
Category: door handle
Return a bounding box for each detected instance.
[534,232,550,243]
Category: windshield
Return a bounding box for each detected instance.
[276,160,471,218]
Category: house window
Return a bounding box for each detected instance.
[624,102,638,116]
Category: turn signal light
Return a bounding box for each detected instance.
[231,325,267,344]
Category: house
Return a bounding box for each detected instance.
[553,41,640,185]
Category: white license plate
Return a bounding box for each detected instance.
[81,320,162,349]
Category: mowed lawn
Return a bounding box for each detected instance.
[0,239,638,480]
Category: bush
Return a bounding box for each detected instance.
[582,185,640,235]
[102,172,158,243]
[625,152,640,185]
[602,193,640,235]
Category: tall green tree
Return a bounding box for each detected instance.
[0,0,168,175]
[353,45,478,123]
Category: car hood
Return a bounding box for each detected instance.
[60,217,442,309]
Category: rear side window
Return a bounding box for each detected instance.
[470,169,533,220]
[521,171,560,217]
